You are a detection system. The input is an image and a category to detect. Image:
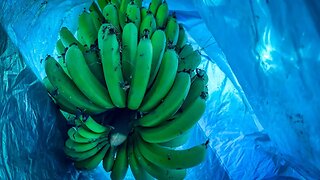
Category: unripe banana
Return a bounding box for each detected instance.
[139,11,156,37]
[59,27,85,51]
[97,0,108,10]
[89,10,103,33]
[178,50,202,72]
[119,0,130,29]
[138,72,191,127]
[42,76,77,114]
[159,129,191,148]
[133,139,186,179]
[64,141,108,161]
[137,136,208,169]
[181,70,207,110]
[45,56,105,114]
[77,126,108,139]
[121,23,138,83]
[103,3,121,32]
[110,141,128,180]
[176,23,187,52]
[139,96,206,143]
[67,127,94,143]
[78,11,98,47]
[140,7,148,20]
[146,29,166,88]
[89,1,104,22]
[126,1,141,28]
[65,44,114,109]
[111,0,120,9]
[81,116,111,134]
[155,1,169,29]
[65,137,107,152]
[165,16,179,47]
[140,49,178,112]
[103,146,117,172]
[148,0,162,16]
[83,47,106,85]
[179,43,193,58]
[99,25,126,108]
[128,35,153,110]
[194,68,209,84]
[56,39,65,55]
[74,143,110,170]
[133,0,143,8]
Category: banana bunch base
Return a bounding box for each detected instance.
[42,0,210,179]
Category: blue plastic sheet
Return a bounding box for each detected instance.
[1,0,319,179]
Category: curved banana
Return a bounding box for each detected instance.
[146,29,166,88]
[82,116,111,134]
[42,76,77,114]
[77,126,108,140]
[181,70,207,110]
[128,35,153,110]
[137,136,208,169]
[140,7,148,20]
[78,11,98,47]
[176,23,187,52]
[128,139,153,180]
[139,11,156,37]
[65,137,107,152]
[97,0,108,10]
[159,129,191,148]
[179,43,194,58]
[133,139,186,179]
[103,146,117,172]
[99,25,126,108]
[74,143,110,170]
[110,141,128,180]
[121,22,138,83]
[83,47,106,85]
[56,39,65,55]
[138,72,191,127]
[165,16,179,47]
[148,0,162,16]
[140,49,178,112]
[64,141,108,161]
[103,3,120,32]
[111,0,120,9]
[45,56,105,114]
[177,50,202,72]
[59,27,85,51]
[89,1,104,22]
[155,1,169,29]
[89,11,103,36]
[195,68,209,84]
[133,0,142,8]
[126,1,141,28]
[119,0,130,29]
[139,96,206,143]
[65,44,114,109]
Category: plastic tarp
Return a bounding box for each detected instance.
[0,0,319,179]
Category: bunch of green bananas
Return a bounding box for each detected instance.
[42,0,210,179]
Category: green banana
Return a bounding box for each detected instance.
[103,3,121,32]
[128,139,153,180]
[97,0,108,10]
[179,43,194,58]
[110,141,128,180]
[78,11,98,47]
[83,47,106,85]
[181,70,207,110]
[128,34,153,110]
[155,1,169,29]
[134,0,143,8]
[121,22,138,83]
[77,126,108,140]
[138,72,191,127]
[140,7,148,20]
[119,0,130,29]
[133,139,186,179]
[64,141,108,161]
[65,44,114,110]
[139,96,206,143]
[165,16,179,47]
[126,1,141,28]
[159,129,191,148]
[59,27,85,51]
[195,68,209,84]
[137,136,208,169]
[139,11,156,37]
[65,137,107,152]
[148,0,162,16]
[178,50,202,72]
[103,146,117,172]
[89,11,103,37]
[56,39,65,55]
[99,25,126,108]
[74,143,110,170]
[146,29,166,88]
[140,49,178,112]
[89,1,104,23]
[81,116,111,134]
[67,127,102,143]
[111,0,120,9]
[176,23,187,52]
[42,76,77,114]
[45,56,105,114]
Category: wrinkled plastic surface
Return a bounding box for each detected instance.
[0,0,319,179]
